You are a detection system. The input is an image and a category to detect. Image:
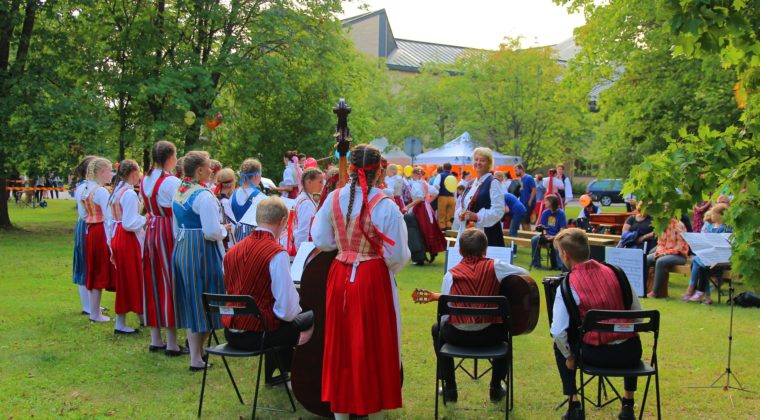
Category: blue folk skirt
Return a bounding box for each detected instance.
[173,230,225,333]
[72,218,87,286]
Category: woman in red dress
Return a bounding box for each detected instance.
[403,167,447,263]
[108,160,146,334]
[311,144,411,419]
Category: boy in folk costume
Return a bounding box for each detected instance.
[141,141,185,355]
[222,197,313,375]
[82,158,115,323]
[231,158,265,242]
[431,228,529,403]
[172,151,231,371]
[287,167,324,256]
[107,160,146,334]
[72,156,97,315]
[403,167,447,262]
[311,144,411,419]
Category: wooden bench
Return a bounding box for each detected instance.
[516,229,621,243]
[445,232,533,248]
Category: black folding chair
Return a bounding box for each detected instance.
[434,295,512,419]
[578,310,661,420]
[198,293,296,419]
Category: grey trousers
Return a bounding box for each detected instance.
[646,253,687,295]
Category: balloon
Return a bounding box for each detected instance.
[205,118,220,130]
[403,165,413,177]
[184,111,195,126]
[579,194,592,207]
[444,175,457,192]
[304,157,318,169]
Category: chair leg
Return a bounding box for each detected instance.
[639,375,652,420]
[198,358,209,417]
[272,350,297,413]
[579,369,586,418]
[252,352,265,419]
[509,348,514,411]
[434,365,440,420]
[655,372,661,420]
[220,355,244,405]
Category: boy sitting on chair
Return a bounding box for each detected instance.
[431,228,528,403]
[550,228,643,420]
[222,196,313,382]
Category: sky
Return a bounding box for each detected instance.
[339,0,586,50]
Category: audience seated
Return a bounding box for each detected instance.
[530,195,567,270]
[646,217,690,298]
[618,203,656,250]
[682,204,731,305]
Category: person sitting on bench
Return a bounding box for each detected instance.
[431,228,529,403]
[531,195,567,270]
[550,228,643,420]
[222,196,313,383]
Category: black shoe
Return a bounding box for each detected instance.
[189,362,212,372]
[149,344,167,353]
[265,373,290,387]
[489,383,507,403]
[114,328,139,335]
[443,386,458,403]
[165,346,190,357]
[618,399,635,420]
[562,402,584,420]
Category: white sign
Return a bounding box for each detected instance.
[444,246,513,273]
[290,242,316,283]
[605,247,645,297]
[237,193,268,227]
[681,232,732,268]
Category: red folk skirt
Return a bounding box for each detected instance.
[322,258,402,415]
[85,222,115,291]
[392,196,404,211]
[412,203,447,254]
[142,215,176,328]
[111,225,143,315]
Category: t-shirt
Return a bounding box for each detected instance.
[625,215,653,237]
[519,175,536,208]
[539,209,567,236]
[504,193,526,221]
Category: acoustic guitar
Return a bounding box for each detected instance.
[411,274,540,336]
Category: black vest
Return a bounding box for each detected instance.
[438,171,453,196]
[468,174,505,247]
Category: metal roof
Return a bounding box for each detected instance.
[386,39,472,70]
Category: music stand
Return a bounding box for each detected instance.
[688,271,753,406]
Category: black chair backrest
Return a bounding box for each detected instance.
[581,309,659,337]
[437,294,510,332]
[202,293,269,332]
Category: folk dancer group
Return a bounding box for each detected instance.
[70,142,645,419]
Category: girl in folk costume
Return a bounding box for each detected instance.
[287,167,324,255]
[172,151,231,371]
[274,150,301,199]
[383,164,405,210]
[207,159,222,191]
[403,167,447,261]
[72,156,97,315]
[214,168,237,250]
[455,147,506,247]
[311,144,411,419]
[82,157,115,323]
[230,158,265,242]
[141,141,184,355]
[108,160,146,334]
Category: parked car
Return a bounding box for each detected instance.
[586,178,625,206]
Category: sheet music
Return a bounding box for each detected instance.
[605,247,645,297]
[444,246,513,273]
[237,193,267,226]
[681,232,733,268]
[290,241,316,283]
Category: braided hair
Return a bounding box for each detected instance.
[150,140,177,175]
[109,159,140,204]
[345,144,382,228]
[74,156,97,182]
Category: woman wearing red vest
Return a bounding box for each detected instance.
[550,228,643,420]
[431,228,528,403]
[311,144,411,419]
[108,160,145,334]
[140,141,185,355]
[82,157,115,323]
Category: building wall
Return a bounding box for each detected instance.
[344,15,380,58]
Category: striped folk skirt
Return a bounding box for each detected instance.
[173,230,225,333]
[143,215,176,328]
[72,218,87,286]
[234,223,253,243]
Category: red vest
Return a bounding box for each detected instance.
[222,230,284,332]
[449,257,501,324]
[569,260,636,345]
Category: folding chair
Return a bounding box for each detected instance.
[198,293,296,419]
[578,310,661,420]
[434,295,512,419]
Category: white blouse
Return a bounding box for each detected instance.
[117,187,147,233]
[74,182,88,220]
[142,170,181,208]
[293,192,317,251]
[311,186,410,274]
[282,163,298,186]
[455,173,505,231]
[172,189,227,242]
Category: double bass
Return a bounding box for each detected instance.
[289,99,351,417]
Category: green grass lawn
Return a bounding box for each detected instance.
[1,201,759,418]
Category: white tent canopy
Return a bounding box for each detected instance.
[413,132,521,166]
[370,137,412,166]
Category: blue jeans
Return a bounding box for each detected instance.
[689,256,711,295]
[508,215,522,237]
[531,235,563,269]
